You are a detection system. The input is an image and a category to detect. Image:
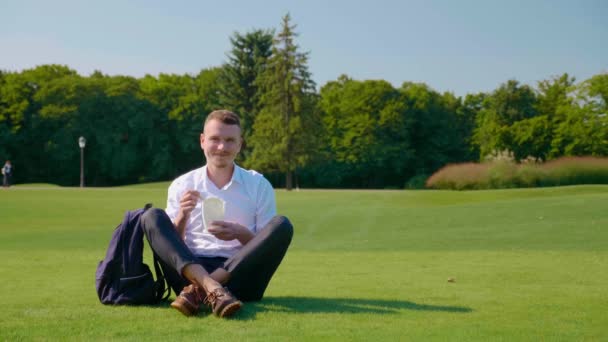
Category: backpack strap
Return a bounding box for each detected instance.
[153,253,172,302]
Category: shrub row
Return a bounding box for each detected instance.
[425,157,608,190]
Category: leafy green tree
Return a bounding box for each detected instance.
[34,73,87,184]
[247,14,317,190]
[586,73,608,105]
[139,69,221,178]
[509,115,552,161]
[551,74,608,156]
[0,71,37,133]
[0,65,80,183]
[536,73,575,121]
[400,83,472,178]
[521,73,576,161]
[318,76,411,187]
[458,92,486,159]
[0,70,13,164]
[67,74,148,185]
[492,79,537,124]
[473,80,538,160]
[315,78,473,188]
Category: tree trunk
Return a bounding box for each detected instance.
[285,171,293,191]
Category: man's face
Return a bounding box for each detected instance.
[200,119,242,169]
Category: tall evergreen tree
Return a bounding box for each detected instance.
[247,13,317,190]
[217,29,273,140]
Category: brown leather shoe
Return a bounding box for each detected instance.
[203,287,242,318]
[170,284,204,317]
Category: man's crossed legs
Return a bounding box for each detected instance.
[140,208,293,318]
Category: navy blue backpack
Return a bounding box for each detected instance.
[95,204,170,305]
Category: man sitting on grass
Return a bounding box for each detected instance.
[141,110,293,318]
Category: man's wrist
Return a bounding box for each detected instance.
[237,224,254,244]
[173,211,189,238]
[176,210,189,223]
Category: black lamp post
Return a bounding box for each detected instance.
[79,136,86,187]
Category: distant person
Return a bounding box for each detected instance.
[2,160,12,188]
[140,110,293,318]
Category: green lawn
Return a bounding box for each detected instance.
[1,185,607,341]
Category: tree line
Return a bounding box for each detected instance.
[1,14,607,189]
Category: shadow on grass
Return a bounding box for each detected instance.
[146,296,471,320]
[233,296,472,320]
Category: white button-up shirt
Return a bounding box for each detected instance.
[165,164,276,258]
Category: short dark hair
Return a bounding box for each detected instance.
[204,110,241,129]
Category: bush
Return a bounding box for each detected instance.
[513,163,543,188]
[487,161,517,189]
[541,157,608,186]
[425,163,491,190]
[404,174,429,189]
[426,156,608,190]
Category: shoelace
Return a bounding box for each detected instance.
[203,288,225,306]
[180,285,205,304]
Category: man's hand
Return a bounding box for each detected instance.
[207,221,254,245]
[178,190,201,218]
[174,190,200,239]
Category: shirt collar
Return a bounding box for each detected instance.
[199,163,243,189]
[232,164,244,184]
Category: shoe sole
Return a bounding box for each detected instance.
[218,300,242,318]
[171,301,197,317]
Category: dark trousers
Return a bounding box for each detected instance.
[140,208,293,302]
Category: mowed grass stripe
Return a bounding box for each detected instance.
[279,186,607,252]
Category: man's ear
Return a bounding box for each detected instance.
[200,133,205,148]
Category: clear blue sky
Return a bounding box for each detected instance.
[1,0,606,96]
